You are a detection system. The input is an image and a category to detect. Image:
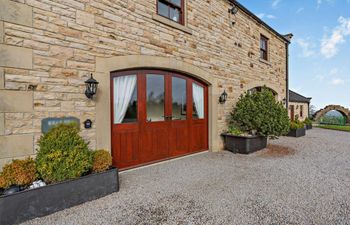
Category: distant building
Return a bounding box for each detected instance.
[289,90,312,121]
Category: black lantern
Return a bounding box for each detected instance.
[85,73,99,99]
[228,5,238,15]
[219,90,228,104]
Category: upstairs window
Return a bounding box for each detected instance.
[260,35,268,61]
[157,0,183,24]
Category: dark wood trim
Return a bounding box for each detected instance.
[110,69,208,169]
[156,0,184,25]
[119,150,207,171]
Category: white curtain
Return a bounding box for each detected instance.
[192,83,204,119]
[114,75,137,124]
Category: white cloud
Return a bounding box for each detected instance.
[257,13,276,20]
[296,7,304,13]
[321,17,350,58]
[317,0,335,8]
[296,38,315,57]
[330,68,339,76]
[272,0,281,8]
[331,78,345,85]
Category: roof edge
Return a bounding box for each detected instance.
[228,0,291,44]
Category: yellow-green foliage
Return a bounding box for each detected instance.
[0,158,37,189]
[0,175,6,189]
[290,119,305,130]
[36,123,93,183]
[92,150,112,173]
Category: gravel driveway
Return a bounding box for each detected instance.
[22,128,350,225]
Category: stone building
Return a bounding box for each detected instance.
[0,0,291,169]
[288,90,312,121]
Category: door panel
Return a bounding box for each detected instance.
[111,70,208,169]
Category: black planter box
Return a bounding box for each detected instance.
[0,168,119,225]
[222,134,267,154]
[287,128,306,137]
[306,124,313,130]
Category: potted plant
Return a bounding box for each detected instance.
[0,124,119,225]
[222,87,290,154]
[304,117,313,130]
[287,119,306,137]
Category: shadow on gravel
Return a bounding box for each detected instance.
[256,144,296,158]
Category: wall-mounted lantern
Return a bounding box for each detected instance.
[282,98,287,105]
[85,73,99,99]
[219,90,228,104]
[84,119,92,129]
[228,5,239,15]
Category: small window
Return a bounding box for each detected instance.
[260,35,268,61]
[300,105,303,118]
[157,0,183,24]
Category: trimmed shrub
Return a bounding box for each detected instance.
[290,119,305,130]
[92,150,112,173]
[0,175,6,189]
[0,158,37,189]
[227,125,243,136]
[304,117,312,126]
[230,87,290,138]
[36,123,93,183]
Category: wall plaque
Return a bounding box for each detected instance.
[41,117,80,134]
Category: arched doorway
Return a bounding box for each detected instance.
[247,86,278,99]
[111,69,208,169]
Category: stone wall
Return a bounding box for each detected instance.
[289,102,309,121]
[0,0,288,168]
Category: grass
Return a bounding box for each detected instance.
[317,124,350,132]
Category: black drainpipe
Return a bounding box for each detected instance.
[286,42,289,109]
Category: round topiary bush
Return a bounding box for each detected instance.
[92,150,112,173]
[36,123,93,183]
[0,158,37,189]
[230,87,290,138]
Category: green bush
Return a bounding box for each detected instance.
[0,158,37,189]
[92,150,112,173]
[230,87,290,138]
[227,125,243,136]
[290,119,305,130]
[303,117,312,126]
[36,123,93,183]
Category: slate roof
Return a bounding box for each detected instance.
[289,90,312,103]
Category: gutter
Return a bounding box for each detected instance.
[228,0,291,44]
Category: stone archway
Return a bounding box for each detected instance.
[313,105,350,124]
[94,55,221,153]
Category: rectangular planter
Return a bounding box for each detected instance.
[0,168,119,225]
[222,133,267,154]
[287,128,306,137]
[306,124,313,130]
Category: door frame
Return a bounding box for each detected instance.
[95,55,220,156]
[110,69,209,169]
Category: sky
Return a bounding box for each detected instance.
[239,0,350,110]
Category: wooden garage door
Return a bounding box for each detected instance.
[111,70,208,169]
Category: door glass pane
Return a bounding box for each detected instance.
[192,83,204,119]
[172,77,186,120]
[147,74,165,122]
[113,75,137,124]
[158,1,169,18]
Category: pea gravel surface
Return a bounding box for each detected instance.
[22,128,350,225]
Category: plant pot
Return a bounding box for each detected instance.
[0,168,119,225]
[306,124,313,130]
[222,133,267,154]
[3,185,22,195]
[287,128,306,137]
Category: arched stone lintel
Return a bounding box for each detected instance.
[94,55,221,154]
[314,105,350,123]
[241,80,285,101]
